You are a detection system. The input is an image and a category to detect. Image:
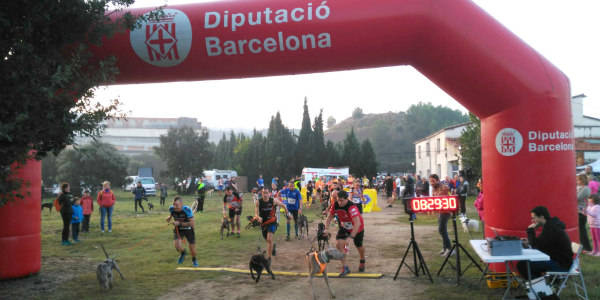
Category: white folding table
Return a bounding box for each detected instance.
[470,239,550,300]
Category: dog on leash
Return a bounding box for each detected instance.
[41,202,53,213]
[147,203,154,211]
[298,213,309,239]
[459,215,479,233]
[96,245,125,292]
[316,223,331,251]
[245,215,262,229]
[307,248,345,300]
[249,250,275,283]
[221,216,232,239]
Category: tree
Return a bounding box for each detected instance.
[55,141,129,190]
[359,139,379,178]
[458,113,481,181]
[265,112,297,180]
[341,128,361,174]
[41,154,59,187]
[296,98,314,168]
[312,109,326,167]
[0,0,163,206]
[326,116,337,128]
[154,126,214,181]
[352,107,364,119]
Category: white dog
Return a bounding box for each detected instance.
[459,215,479,233]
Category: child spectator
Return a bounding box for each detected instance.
[585,194,600,256]
[80,190,94,233]
[252,187,259,204]
[71,197,83,242]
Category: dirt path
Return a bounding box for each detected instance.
[158,205,437,300]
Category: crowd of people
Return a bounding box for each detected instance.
[53,165,600,287]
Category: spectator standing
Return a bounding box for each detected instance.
[577,174,593,251]
[589,179,599,195]
[257,174,264,188]
[585,165,598,182]
[97,181,116,233]
[159,182,168,208]
[421,177,429,196]
[132,181,146,213]
[415,175,423,197]
[71,197,83,242]
[196,178,206,213]
[58,182,73,246]
[458,176,469,216]
[80,189,94,233]
[384,174,394,208]
[430,174,452,257]
[474,178,484,238]
[585,194,600,256]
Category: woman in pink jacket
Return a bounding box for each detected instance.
[474,178,484,238]
[97,181,116,233]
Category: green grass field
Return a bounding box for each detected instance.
[21,193,600,299]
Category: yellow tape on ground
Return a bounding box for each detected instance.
[177,267,383,278]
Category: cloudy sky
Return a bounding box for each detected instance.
[94,0,600,130]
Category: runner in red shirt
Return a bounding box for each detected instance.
[323,190,366,276]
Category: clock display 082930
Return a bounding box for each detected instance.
[407,196,459,213]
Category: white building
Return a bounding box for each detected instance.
[413,94,600,175]
[572,94,600,165]
[414,122,469,179]
[76,117,203,156]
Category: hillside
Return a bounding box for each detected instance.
[324,112,404,143]
[325,112,409,172]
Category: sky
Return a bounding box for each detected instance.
[94,0,600,130]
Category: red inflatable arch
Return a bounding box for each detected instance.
[2,0,576,278]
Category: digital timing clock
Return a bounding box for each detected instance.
[405,196,459,213]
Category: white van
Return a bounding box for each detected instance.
[202,169,238,189]
[301,167,349,188]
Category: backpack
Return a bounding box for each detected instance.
[53,198,61,212]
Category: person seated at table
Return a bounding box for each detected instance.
[517,206,573,280]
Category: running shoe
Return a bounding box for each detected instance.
[236,232,240,238]
[272,243,277,256]
[286,235,290,241]
[359,260,365,272]
[192,259,199,267]
[338,266,350,277]
[178,250,187,264]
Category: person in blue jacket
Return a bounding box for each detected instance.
[71,197,83,242]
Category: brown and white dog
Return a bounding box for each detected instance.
[306,248,345,300]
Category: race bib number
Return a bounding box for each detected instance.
[287,198,296,205]
[342,222,354,230]
[352,196,361,203]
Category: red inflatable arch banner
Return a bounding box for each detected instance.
[2,0,576,278]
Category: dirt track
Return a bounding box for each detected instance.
[158,205,437,300]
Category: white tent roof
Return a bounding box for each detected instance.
[576,159,600,171]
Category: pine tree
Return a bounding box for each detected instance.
[296,97,314,168]
[341,128,361,174]
[359,139,379,178]
[312,109,326,167]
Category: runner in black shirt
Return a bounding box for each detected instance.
[255,188,289,263]
[166,196,198,267]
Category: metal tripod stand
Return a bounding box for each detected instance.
[394,216,433,282]
[437,213,483,285]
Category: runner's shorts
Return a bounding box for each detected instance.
[173,228,196,244]
[336,227,364,247]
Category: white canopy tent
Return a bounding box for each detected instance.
[576,159,600,171]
